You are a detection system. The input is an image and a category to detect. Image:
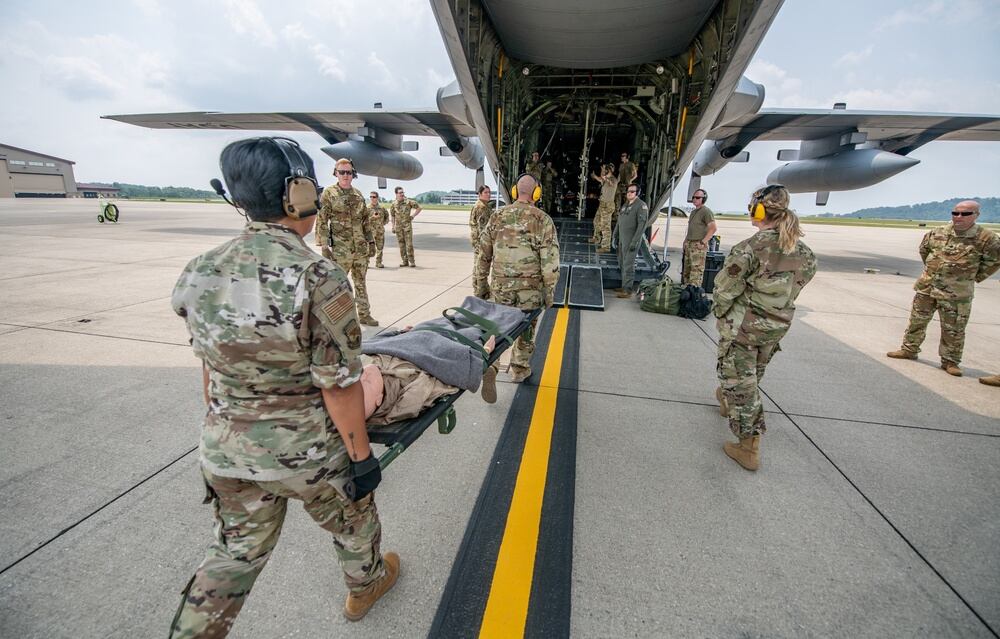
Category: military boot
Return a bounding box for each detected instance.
[723,435,760,471]
[359,316,379,327]
[614,288,631,299]
[343,552,400,622]
[940,360,962,377]
[715,387,729,417]
[979,374,1000,387]
[481,364,498,404]
[510,367,531,384]
[886,349,917,360]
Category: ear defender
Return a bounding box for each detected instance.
[510,173,542,202]
[748,184,782,221]
[271,137,319,219]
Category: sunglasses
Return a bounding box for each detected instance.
[336,169,353,176]
[627,189,638,194]
[951,210,976,216]
[692,195,705,200]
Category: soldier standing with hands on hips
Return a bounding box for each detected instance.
[368,191,389,269]
[713,185,816,471]
[682,188,717,287]
[475,174,560,383]
[169,138,399,636]
[887,200,1000,376]
[316,158,379,326]
[390,186,421,267]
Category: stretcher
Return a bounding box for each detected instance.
[370,307,541,469]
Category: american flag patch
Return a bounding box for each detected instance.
[321,290,354,323]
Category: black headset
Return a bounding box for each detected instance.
[211,137,319,219]
[335,158,359,179]
[692,188,708,204]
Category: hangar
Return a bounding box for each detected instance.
[0,143,79,198]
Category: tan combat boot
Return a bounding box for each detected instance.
[359,316,379,327]
[510,368,531,384]
[979,374,1000,387]
[941,360,962,377]
[614,288,631,299]
[723,435,760,471]
[481,364,498,404]
[344,552,400,622]
[886,349,917,360]
[715,387,729,417]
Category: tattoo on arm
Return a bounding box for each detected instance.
[347,432,357,459]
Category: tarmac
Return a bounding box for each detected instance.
[0,197,997,638]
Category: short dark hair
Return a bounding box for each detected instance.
[220,137,316,222]
[370,191,378,197]
[477,184,491,194]
[394,186,404,194]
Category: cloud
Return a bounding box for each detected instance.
[281,22,309,42]
[222,0,276,47]
[310,43,345,81]
[131,0,162,18]
[871,0,995,32]
[42,55,122,100]
[745,60,805,107]
[367,52,395,88]
[834,45,874,68]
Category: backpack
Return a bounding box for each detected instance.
[678,284,713,319]
[637,276,682,315]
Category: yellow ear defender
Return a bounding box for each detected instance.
[510,173,542,202]
[748,184,782,221]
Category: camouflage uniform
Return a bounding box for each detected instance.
[898,223,1000,364]
[369,202,389,268]
[469,199,493,296]
[524,159,543,182]
[682,205,715,287]
[614,159,637,216]
[713,229,817,438]
[475,201,560,378]
[390,198,420,266]
[540,165,556,214]
[169,222,385,637]
[590,175,618,251]
[317,184,376,321]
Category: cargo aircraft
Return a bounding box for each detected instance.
[105,0,1000,214]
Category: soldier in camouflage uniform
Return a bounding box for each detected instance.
[475,174,560,383]
[887,200,1000,376]
[317,159,379,326]
[169,138,399,637]
[589,164,618,252]
[714,185,817,471]
[540,160,557,213]
[367,191,389,268]
[390,186,421,267]
[682,189,718,287]
[524,151,543,182]
[614,151,638,221]
[469,184,493,297]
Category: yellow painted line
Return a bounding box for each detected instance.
[478,307,570,638]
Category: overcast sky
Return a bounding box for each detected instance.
[1,0,998,214]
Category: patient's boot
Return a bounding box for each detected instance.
[723,435,760,471]
[481,365,498,404]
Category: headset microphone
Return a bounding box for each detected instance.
[211,178,241,211]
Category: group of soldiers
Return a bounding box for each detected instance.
[314,158,423,326]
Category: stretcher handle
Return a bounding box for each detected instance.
[442,307,514,348]
[378,443,405,470]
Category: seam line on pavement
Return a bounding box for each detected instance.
[690,318,1000,638]
[0,323,189,347]
[0,446,198,577]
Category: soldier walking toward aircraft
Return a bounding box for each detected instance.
[589,164,618,252]
[368,192,389,268]
[390,186,421,267]
[169,138,398,636]
[318,159,379,326]
[475,174,560,383]
[682,188,718,287]
[614,184,649,298]
[714,185,817,471]
[470,185,493,297]
[887,200,1000,376]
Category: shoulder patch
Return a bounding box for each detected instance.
[321,289,354,324]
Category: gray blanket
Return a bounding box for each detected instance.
[361,296,528,392]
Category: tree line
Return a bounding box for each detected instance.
[843,197,999,223]
[97,182,222,200]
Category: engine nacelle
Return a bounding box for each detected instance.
[440,135,485,170]
[321,140,423,180]
[767,149,919,192]
[693,139,749,177]
[714,76,765,128]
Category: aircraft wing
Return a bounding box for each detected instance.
[101,110,477,144]
[709,108,1000,154]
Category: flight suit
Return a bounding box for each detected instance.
[617,197,649,291]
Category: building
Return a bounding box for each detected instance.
[76,183,120,199]
[0,143,78,198]
[441,189,479,206]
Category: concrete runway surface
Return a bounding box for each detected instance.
[0,198,997,638]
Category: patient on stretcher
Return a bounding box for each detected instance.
[359,296,526,426]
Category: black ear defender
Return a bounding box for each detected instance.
[271,137,319,219]
[692,188,708,204]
